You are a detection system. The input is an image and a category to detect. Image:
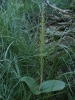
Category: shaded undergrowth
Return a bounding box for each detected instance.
[0,0,75,100]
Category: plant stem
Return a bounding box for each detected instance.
[40,3,45,83]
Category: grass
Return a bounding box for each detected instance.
[0,0,75,100]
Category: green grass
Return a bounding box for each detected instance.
[0,0,75,100]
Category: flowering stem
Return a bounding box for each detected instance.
[40,3,45,83]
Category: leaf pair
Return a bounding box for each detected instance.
[20,76,65,95]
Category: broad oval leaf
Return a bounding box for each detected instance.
[39,80,65,93]
[20,76,41,95]
[0,95,2,99]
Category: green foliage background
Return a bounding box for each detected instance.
[0,0,75,100]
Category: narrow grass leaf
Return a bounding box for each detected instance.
[4,41,14,59]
